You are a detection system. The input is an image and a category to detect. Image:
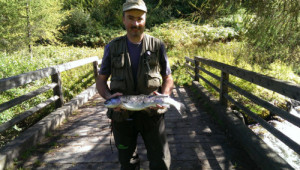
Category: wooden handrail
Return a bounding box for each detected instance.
[194,56,300,101]
[0,56,101,133]
[0,67,57,92]
[185,56,300,155]
[0,56,100,92]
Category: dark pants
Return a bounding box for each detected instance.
[112,112,171,170]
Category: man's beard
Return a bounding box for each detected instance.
[128,26,144,37]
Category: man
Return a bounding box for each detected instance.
[96,0,173,169]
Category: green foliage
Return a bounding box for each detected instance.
[0,0,66,52]
[0,46,102,79]
[144,1,174,27]
[60,6,125,47]
[186,0,242,22]
[149,19,239,50]
[63,0,95,10]
[210,9,245,34]
[171,63,193,86]
[62,8,92,35]
[89,0,123,27]
[62,0,123,27]
[28,0,66,44]
[60,0,125,47]
[59,0,243,46]
[0,1,26,52]
[243,0,300,66]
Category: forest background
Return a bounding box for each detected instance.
[0,0,299,145]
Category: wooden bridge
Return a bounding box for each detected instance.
[0,56,299,169]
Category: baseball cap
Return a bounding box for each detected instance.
[123,0,147,12]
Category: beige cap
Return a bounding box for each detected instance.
[123,0,147,12]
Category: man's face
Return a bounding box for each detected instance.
[123,9,146,39]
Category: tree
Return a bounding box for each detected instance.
[0,0,66,53]
[25,0,66,46]
[0,0,25,52]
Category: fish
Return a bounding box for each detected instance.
[104,95,186,115]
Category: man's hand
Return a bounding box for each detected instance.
[108,92,123,112]
[109,92,123,99]
[149,91,166,110]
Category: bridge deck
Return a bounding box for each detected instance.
[19,86,256,170]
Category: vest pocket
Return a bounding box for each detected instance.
[111,53,125,92]
[145,50,158,66]
[146,72,161,89]
[110,77,126,91]
[112,53,124,68]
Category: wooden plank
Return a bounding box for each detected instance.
[195,56,300,101]
[0,96,59,133]
[197,73,220,92]
[198,66,221,81]
[0,83,57,113]
[55,56,99,72]
[225,81,300,128]
[0,67,57,92]
[185,63,194,70]
[224,93,300,155]
[185,56,195,64]
[187,71,193,78]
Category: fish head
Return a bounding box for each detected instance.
[104,97,121,108]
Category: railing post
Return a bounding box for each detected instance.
[220,71,229,106]
[93,60,99,80]
[51,72,64,108]
[194,58,199,81]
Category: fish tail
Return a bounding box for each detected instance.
[165,98,186,115]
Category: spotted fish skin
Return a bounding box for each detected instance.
[104,95,186,115]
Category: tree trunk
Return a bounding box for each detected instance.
[26,0,33,58]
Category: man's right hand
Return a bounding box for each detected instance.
[109,92,123,112]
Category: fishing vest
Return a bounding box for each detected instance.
[109,34,162,95]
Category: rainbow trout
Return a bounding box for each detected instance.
[104,95,186,115]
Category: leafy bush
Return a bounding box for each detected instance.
[89,0,123,27]
[149,19,239,49]
[210,9,245,34]
[60,7,125,47]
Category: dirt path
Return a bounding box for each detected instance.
[18,85,256,170]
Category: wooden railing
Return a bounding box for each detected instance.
[0,56,101,133]
[185,56,300,155]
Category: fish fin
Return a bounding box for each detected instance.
[166,98,186,116]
